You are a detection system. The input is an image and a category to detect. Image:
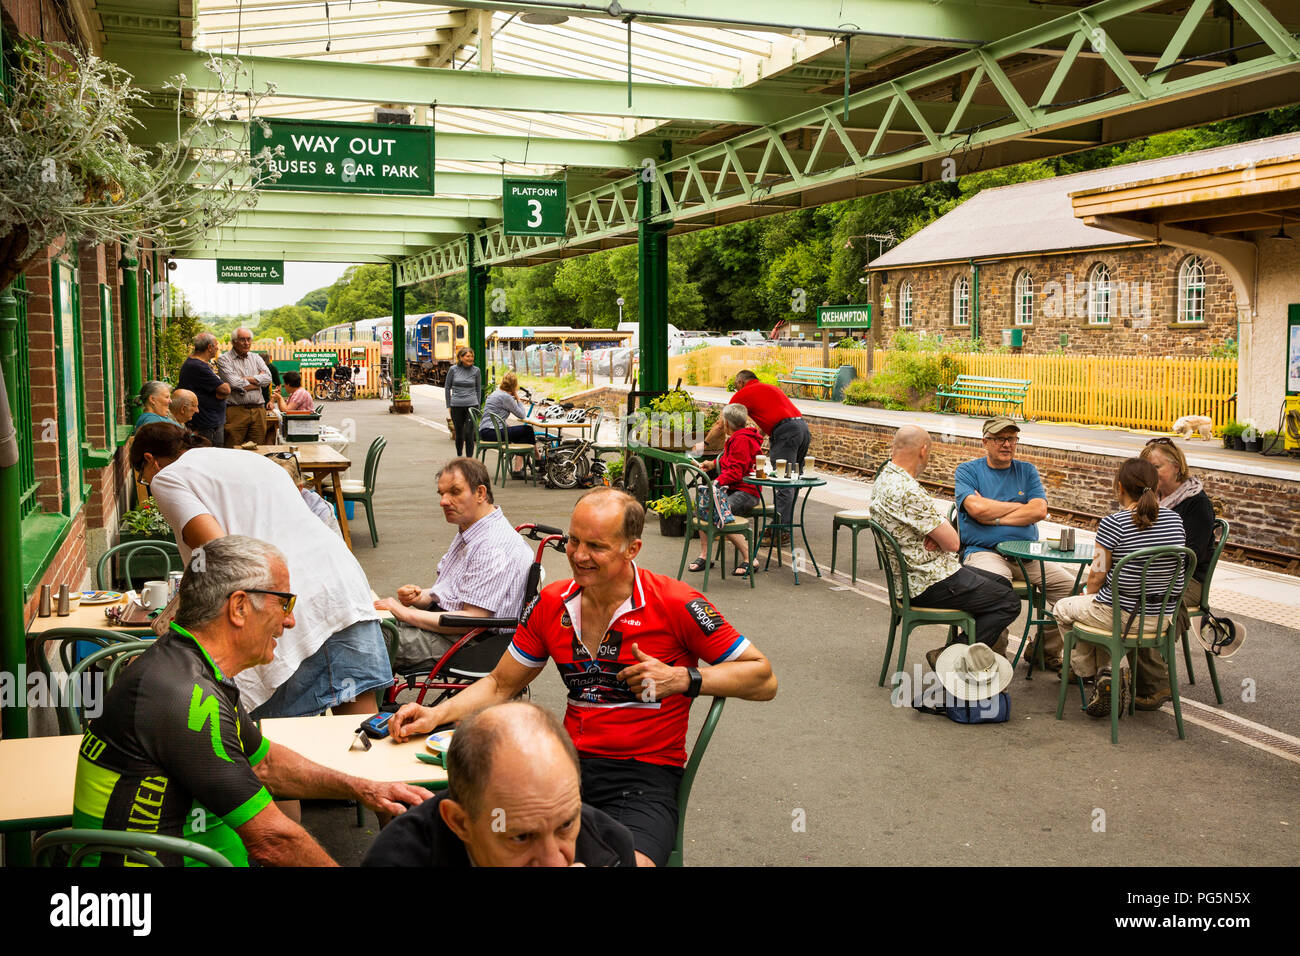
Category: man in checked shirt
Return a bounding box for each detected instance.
[374,457,533,672]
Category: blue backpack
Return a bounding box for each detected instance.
[913,688,1011,724]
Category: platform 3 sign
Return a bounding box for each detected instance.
[817,304,872,329]
[252,118,435,195]
[217,259,283,284]
[503,178,567,237]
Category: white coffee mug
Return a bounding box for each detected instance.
[141,580,170,611]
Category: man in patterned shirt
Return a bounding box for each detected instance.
[871,425,1021,670]
[375,457,533,672]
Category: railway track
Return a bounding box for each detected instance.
[818,457,1300,577]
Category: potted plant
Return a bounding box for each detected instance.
[1221,421,1245,450]
[1241,424,1263,454]
[116,497,177,585]
[647,492,689,537]
[604,454,625,487]
[632,390,699,451]
[1262,430,1282,455]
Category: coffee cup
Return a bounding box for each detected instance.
[141,580,170,611]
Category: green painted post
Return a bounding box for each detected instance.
[389,262,407,410]
[466,237,488,382]
[637,177,670,394]
[0,287,27,744]
[120,252,143,416]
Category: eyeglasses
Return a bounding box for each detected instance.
[233,589,297,614]
[984,436,1019,445]
[1144,437,1176,447]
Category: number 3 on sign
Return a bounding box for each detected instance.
[527,199,543,228]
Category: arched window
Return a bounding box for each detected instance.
[1178,255,1206,323]
[952,275,970,327]
[899,281,913,328]
[1087,263,1111,325]
[1014,270,1034,326]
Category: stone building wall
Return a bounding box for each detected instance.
[873,245,1237,356]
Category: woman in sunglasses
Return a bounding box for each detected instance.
[129,422,389,721]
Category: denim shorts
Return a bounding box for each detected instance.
[250,619,393,719]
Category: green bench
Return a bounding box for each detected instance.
[778,366,838,399]
[936,375,1031,418]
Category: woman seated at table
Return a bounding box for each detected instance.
[479,372,535,477]
[134,381,176,430]
[1136,437,1216,708]
[273,370,316,414]
[690,403,763,577]
[1051,457,1186,719]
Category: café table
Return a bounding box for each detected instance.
[0,714,447,865]
[255,443,355,551]
[748,473,828,585]
[523,417,592,444]
[26,595,155,639]
[996,537,1095,678]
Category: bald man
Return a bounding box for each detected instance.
[362,702,637,867]
[870,425,1021,672]
[217,327,271,447]
[169,388,199,427]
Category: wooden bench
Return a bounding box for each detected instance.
[936,375,1032,418]
[778,366,838,399]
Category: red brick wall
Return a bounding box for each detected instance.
[22,511,89,621]
[875,246,1237,355]
[1,0,75,45]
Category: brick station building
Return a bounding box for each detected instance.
[865,136,1300,356]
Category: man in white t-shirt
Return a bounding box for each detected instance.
[134,430,389,718]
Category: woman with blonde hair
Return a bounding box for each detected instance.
[480,370,536,477]
[445,347,482,458]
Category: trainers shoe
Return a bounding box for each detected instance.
[1135,685,1172,711]
[1086,670,1113,718]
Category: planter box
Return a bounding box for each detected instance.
[658,513,687,537]
[114,531,179,589]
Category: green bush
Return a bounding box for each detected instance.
[1221,421,1245,438]
[725,356,788,390]
[646,492,688,516]
[842,378,907,410]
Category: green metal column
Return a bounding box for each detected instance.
[0,287,27,744]
[637,177,670,394]
[120,252,142,416]
[466,236,488,382]
[389,262,407,409]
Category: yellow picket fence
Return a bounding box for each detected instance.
[253,340,385,398]
[668,346,1237,431]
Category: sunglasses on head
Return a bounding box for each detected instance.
[1145,437,1176,447]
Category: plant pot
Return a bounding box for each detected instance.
[1242,437,1262,453]
[1230,436,1245,451]
[658,513,687,537]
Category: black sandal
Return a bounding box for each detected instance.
[733,560,759,577]
[688,557,712,573]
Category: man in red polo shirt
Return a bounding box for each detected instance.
[696,368,810,543]
[389,487,778,867]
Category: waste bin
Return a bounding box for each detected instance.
[283,411,322,442]
[832,364,858,402]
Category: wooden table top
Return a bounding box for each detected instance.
[524,418,591,429]
[27,596,154,637]
[254,444,350,469]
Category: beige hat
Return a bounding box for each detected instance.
[982,416,1021,437]
[935,643,1014,701]
[1196,613,1246,658]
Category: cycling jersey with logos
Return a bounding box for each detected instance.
[509,566,750,767]
[72,625,272,866]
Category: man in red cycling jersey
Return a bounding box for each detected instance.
[389,487,778,866]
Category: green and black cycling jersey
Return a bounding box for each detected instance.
[72,624,273,866]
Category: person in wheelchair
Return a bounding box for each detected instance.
[374,458,533,673]
[389,487,778,867]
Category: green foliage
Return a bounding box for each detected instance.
[119,498,173,537]
[255,304,326,342]
[834,336,864,350]
[604,454,624,484]
[1221,421,1245,438]
[323,264,441,326]
[646,492,688,517]
[842,378,907,411]
[296,287,330,312]
[1209,338,1239,360]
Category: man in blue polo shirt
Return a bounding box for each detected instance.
[954,417,1074,672]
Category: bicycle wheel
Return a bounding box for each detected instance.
[313,383,333,401]
[545,448,590,490]
[340,382,355,401]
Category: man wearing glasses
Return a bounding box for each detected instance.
[216,327,272,448]
[73,535,431,866]
[954,417,1074,671]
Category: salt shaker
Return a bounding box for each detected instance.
[57,583,71,616]
[39,583,52,617]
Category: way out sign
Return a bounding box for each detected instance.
[217,259,283,284]
[503,178,567,237]
[253,118,435,196]
[817,304,872,329]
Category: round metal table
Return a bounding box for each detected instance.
[748,474,827,585]
[996,537,1094,677]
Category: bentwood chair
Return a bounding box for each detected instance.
[1179,518,1228,705]
[674,461,756,592]
[35,829,233,867]
[95,540,182,590]
[667,697,726,867]
[868,519,976,689]
[64,640,153,734]
[1056,546,1196,744]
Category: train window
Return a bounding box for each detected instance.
[436,326,450,344]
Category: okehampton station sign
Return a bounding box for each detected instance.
[252,118,435,195]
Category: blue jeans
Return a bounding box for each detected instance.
[250,619,392,719]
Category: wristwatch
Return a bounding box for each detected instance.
[683,667,703,698]
[994,516,1001,526]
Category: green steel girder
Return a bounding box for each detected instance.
[208,226,459,248]
[397,0,1300,284]
[105,47,833,124]
[179,246,397,263]
[228,209,477,234]
[251,191,502,221]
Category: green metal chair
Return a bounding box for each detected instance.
[1179,518,1227,705]
[868,519,976,688]
[489,412,540,485]
[64,640,153,734]
[471,407,503,482]
[1056,546,1196,745]
[29,629,153,734]
[674,461,756,591]
[666,696,726,868]
[95,539,181,590]
[831,510,875,583]
[35,828,233,867]
[325,435,387,546]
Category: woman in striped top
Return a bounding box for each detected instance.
[1052,458,1186,719]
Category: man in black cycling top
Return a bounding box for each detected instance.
[72,535,430,866]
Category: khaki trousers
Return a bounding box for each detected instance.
[223,403,267,447]
[1051,592,1125,678]
[1134,578,1203,695]
[962,548,1076,657]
